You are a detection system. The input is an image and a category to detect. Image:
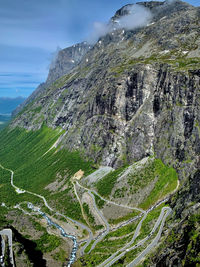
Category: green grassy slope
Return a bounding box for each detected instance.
[94,158,178,210]
[0,125,94,220]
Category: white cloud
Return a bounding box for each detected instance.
[116,5,152,30]
[87,4,152,44]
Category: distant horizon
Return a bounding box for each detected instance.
[0,96,26,115]
[0,96,26,100]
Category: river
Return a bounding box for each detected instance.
[27,203,78,267]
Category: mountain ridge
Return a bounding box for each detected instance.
[0,96,26,114]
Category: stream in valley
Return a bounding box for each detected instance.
[27,203,78,267]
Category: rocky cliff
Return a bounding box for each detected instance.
[13,42,90,116]
[10,1,200,265]
[46,42,91,85]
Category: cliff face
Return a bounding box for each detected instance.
[13,42,90,116]
[46,42,90,85]
[10,1,200,264]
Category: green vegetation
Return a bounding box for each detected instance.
[82,202,104,231]
[93,193,105,209]
[96,166,127,197]
[83,203,95,225]
[53,248,67,262]
[107,220,138,238]
[139,160,177,209]
[110,205,169,266]
[80,219,139,265]
[108,210,140,225]
[30,218,62,253]
[142,52,200,71]
[80,252,111,267]
[32,106,42,114]
[110,58,141,76]
[146,213,200,267]
[84,240,95,253]
[4,239,11,266]
[128,159,178,209]
[183,214,200,266]
[81,235,132,266]
[113,186,126,198]
[112,246,144,267]
[97,234,132,249]
[35,232,61,253]
[0,125,94,220]
[53,249,67,263]
[0,167,44,209]
[135,203,166,243]
[110,48,200,78]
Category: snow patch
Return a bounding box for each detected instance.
[147,22,155,26]
[160,50,170,54]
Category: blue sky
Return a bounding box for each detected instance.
[0,0,199,98]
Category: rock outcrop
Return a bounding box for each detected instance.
[13,42,90,116]
[46,42,90,85]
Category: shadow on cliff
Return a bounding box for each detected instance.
[10,226,46,267]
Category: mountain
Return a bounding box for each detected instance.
[12,42,90,117]
[0,1,200,266]
[0,97,26,130]
[0,97,26,114]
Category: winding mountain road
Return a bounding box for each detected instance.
[0,162,175,267]
[127,207,172,267]
[99,207,171,267]
[76,181,145,213]
[0,229,14,267]
[97,211,147,267]
[87,191,110,253]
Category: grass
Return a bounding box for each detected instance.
[111,205,169,266]
[83,203,95,225]
[135,203,167,243]
[0,125,94,220]
[0,167,44,208]
[110,50,200,78]
[35,232,62,253]
[82,202,104,231]
[53,248,67,262]
[96,166,127,197]
[84,240,95,253]
[127,159,178,209]
[93,193,105,209]
[139,160,178,209]
[107,220,138,238]
[109,211,140,225]
[113,186,126,198]
[80,219,139,265]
